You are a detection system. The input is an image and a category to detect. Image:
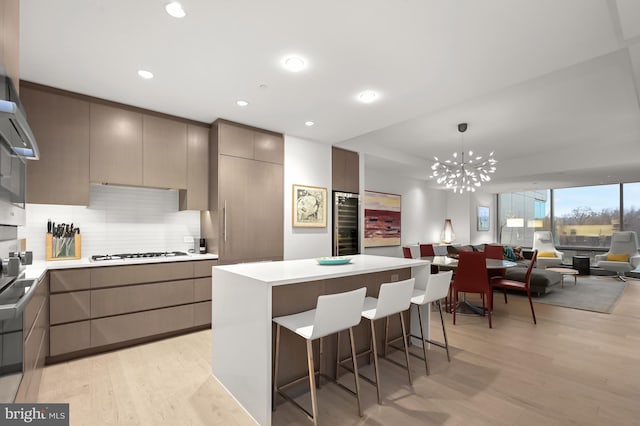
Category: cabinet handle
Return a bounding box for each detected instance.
[223,200,227,242]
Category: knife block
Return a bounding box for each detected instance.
[46,234,82,261]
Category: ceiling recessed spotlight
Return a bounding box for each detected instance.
[236,100,249,107]
[357,90,379,104]
[282,56,307,72]
[305,121,315,127]
[165,1,186,18]
[137,69,154,79]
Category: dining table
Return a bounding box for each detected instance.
[421,255,519,315]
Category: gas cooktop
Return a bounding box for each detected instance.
[90,251,188,262]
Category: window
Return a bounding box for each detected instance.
[623,182,640,237]
[498,190,549,247]
[552,184,619,248]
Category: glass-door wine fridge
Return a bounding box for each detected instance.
[333,191,360,256]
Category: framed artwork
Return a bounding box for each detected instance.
[292,184,327,227]
[364,190,401,247]
[478,206,490,231]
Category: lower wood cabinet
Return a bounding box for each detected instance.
[50,321,91,357]
[48,260,216,361]
[91,280,194,318]
[194,302,212,327]
[15,274,49,403]
[91,305,194,347]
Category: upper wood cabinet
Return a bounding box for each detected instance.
[90,103,143,186]
[219,122,253,159]
[332,147,359,194]
[179,125,209,211]
[217,121,283,164]
[142,114,187,189]
[22,85,91,205]
[22,83,210,207]
[1,0,19,89]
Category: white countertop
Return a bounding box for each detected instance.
[213,254,428,286]
[22,253,218,280]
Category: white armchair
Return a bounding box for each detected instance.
[532,231,564,268]
[595,231,640,281]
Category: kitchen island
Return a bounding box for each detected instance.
[211,254,429,425]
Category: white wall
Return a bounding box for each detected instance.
[469,191,497,245]
[363,165,447,257]
[283,136,333,260]
[444,190,498,246]
[20,184,200,260]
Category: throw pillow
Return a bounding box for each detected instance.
[538,251,557,258]
[606,253,629,262]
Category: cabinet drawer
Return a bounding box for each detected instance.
[91,262,194,288]
[91,279,194,317]
[90,304,194,347]
[50,291,90,325]
[193,260,216,277]
[194,301,211,327]
[194,278,211,302]
[50,269,90,292]
[23,275,48,334]
[50,321,90,356]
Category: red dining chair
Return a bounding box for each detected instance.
[452,251,493,328]
[419,244,435,257]
[484,244,505,281]
[402,247,413,259]
[490,250,538,324]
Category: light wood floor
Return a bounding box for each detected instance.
[38,279,640,425]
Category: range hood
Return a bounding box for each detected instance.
[0,75,39,160]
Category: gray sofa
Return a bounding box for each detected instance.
[444,245,562,295]
[504,260,562,295]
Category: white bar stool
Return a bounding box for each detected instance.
[399,270,453,375]
[272,287,366,425]
[338,278,415,405]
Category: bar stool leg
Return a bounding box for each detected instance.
[306,339,319,426]
[417,304,430,375]
[383,316,390,358]
[348,327,363,417]
[369,320,382,404]
[272,324,281,411]
[335,331,341,380]
[398,311,412,385]
[437,300,451,362]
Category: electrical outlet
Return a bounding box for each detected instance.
[183,236,194,243]
[391,274,399,282]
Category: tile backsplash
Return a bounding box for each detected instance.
[19,184,200,260]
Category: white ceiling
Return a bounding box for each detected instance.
[19,0,640,193]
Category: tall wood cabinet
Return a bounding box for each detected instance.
[206,120,284,264]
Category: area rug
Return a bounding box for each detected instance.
[530,276,627,314]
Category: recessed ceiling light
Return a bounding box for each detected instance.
[305,121,315,127]
[357,90,379,104]
[236,100,249,107]
[282,56,307,72]
[165,2,186,18]
[137,69,154,79]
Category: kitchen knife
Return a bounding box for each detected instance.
[47,219,52,234]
